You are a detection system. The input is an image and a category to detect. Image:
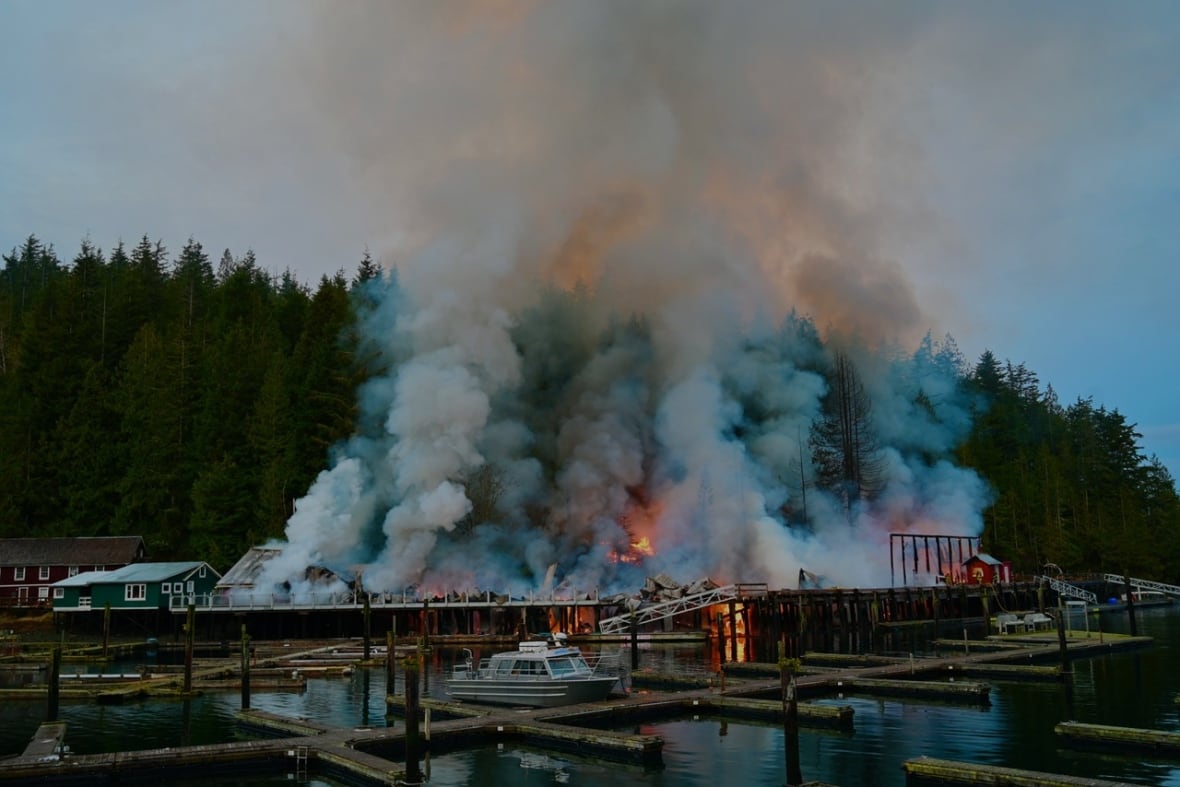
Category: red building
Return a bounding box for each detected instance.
[0,536,146,607]
[961,552,1012,585]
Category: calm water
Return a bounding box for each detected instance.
[3,606,1179,786]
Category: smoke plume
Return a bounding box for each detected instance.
[255,1,991,596]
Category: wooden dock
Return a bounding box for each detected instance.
[17,723,66,762]
[904,756,1139,785]
[0,628,1158,786]
[1056,720,1180,757]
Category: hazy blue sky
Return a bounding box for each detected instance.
[2,1,1178,479]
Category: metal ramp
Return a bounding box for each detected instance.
[1035,575,1097,605]
[598,584,740,635]
[1102,574,1180,597]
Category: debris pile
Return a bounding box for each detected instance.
[603,575,719,610]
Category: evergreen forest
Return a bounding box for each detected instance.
[2,235,1177,582]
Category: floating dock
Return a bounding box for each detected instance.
[1055,720,1180,757]
[904,756,1139,785]
[0,591,1163,785]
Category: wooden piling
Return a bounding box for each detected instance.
[47,646,61,722]
[363,594,372,661]
[779,643,803,787]
[728,600,738,662]
[102,603,110,661]
[183,604,195,694]
[403,652,422,784]
[386,630,396,694]
[421,599,431,652]
[716,612,725,665]
[240,624,251,711]
[1054,605,1071,676]
[630,612,639,671]
[1122,573,1138,637]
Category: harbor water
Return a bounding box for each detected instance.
[2,605,1179,786]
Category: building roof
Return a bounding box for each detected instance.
[51,561,219,587]
[52,571,113,588]
[963,552,1003,566]
[216,547,281,589]
[0,537,146,567]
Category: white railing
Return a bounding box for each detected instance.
[1101,574,1180,597]
[170,587,605,612]
[1034,575,1097,605]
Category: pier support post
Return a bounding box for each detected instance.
[183,604,195,694]
[421,599,431,653]
[1122,573,1138,637]
[403,652,422,784]
[386,630,396,695]
[102,603,110,661]
[630,612,639,672]
[363,594,371,661]
[1054,604,1071,676]
[716,612,725,665]
[47,646,61,722]
[778,642,803,787]
[728,601,738,661]
[240,624,251,710]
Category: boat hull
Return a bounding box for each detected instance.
[446,675,620,708]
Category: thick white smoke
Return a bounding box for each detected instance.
[254,2,992,596]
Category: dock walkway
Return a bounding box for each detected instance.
[0,631,1155,786]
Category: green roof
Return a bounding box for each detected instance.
[51,561,218,587]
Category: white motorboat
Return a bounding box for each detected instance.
[446,633,622,708]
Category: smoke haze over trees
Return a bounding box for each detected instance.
[2,235,1177,592]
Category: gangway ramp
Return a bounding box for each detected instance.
[1101,574,1180,597]
[1035,575,1097,605]
[598,584,747,635]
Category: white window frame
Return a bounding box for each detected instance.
[14,567,25,581]
[39,566,50,581]
[162,582,172,594]
[125,583,146,601]
[186,580,195,593]
[53,587,65,599]
[68,566,78,577]
[199,566,206,578]
[38,586,49,599]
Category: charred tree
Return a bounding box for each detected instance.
[810,350,883,516]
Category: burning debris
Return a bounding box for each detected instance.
[602,575,721,611]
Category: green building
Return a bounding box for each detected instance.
[51,561,221,611]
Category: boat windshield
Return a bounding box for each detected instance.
[547,655,592,678]
[491,658,547,677]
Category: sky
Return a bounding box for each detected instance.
[2,0,1178,489]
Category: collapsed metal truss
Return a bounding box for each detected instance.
[597,584,740,635]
